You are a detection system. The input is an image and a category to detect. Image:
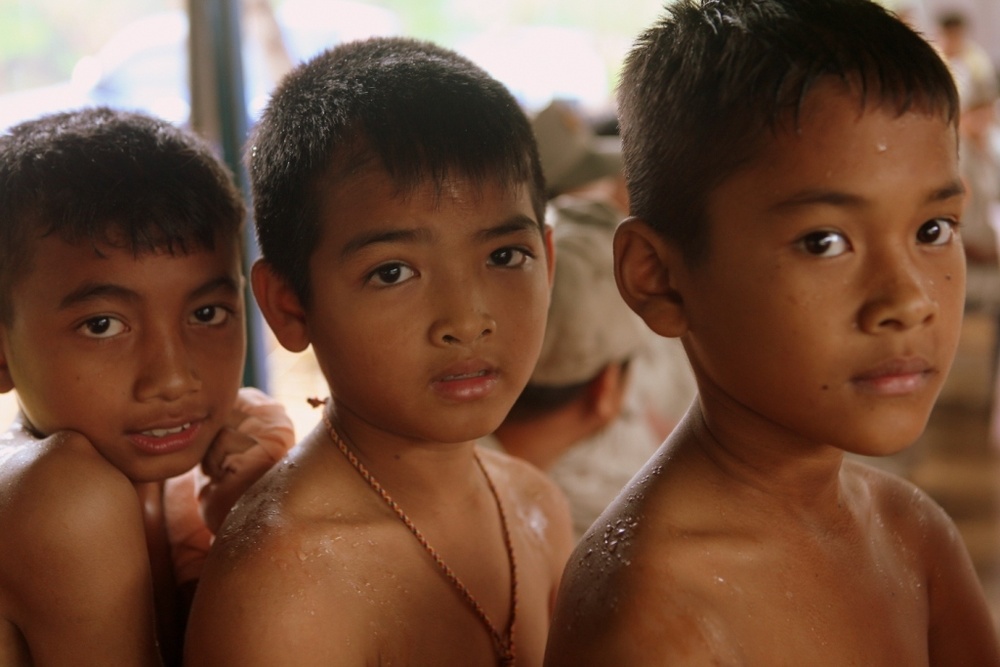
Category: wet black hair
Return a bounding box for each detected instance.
[0,106,245,323]
[617,0,959,264]
[248,36,547,306]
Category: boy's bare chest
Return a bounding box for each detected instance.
[656,529,930,666]
[283,512,552,667]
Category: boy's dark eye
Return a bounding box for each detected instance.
[78,316,126,339]
[797,230,849,257]
[192,306,229,325]
[488,247,530,268]
[916,218,956,246]
[368,262,416,286]
[88,317,111,334]
[378,266,402,282]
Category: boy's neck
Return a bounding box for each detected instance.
[319,408,485,506]
[680,401,850,516]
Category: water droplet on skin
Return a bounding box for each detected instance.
[714,576,725,584]
[876,142,887,152]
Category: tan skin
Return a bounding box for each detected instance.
[0,237,248,666]
[545,81,1000,666]
[185,167,575,667]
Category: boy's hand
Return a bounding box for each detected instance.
[200,424,260,481]
[197,426,275,533]
[196,387,296,533]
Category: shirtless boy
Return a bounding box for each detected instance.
[184,37,574,667]
[0,107,277,666]
[545,1,1000,665]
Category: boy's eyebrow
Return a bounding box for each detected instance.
[340,228,433,260]
[188,276,242,300]
[59,283,140,310]
[770,179,966,211]
[339,214,540,259]
[474,214,541,242]
[925,180,967,203]
[59,276,240,310]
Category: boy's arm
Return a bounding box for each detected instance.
[2,434,161,667]
[924,502,1000,666]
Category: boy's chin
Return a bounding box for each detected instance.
[125,449,207,485]
[839,424,930,460]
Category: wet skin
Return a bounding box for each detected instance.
[185,169,574,667]
[545,82,1000,666]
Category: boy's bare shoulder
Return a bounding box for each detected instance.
[841,457,959,544]
[187,443,411,665]
[476,444,567,504]
[844,458,1000,664]
[475,444,574,551]
[0,429,158,665]
[0,429,140,550]
[546,499,743,666]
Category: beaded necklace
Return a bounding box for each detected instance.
[320,406,518,666]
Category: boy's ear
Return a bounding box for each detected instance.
[585,362,629,427]
[543,223,556,286]
[0,331,13,394]
[613,217,690,338]
[250,259,311,353]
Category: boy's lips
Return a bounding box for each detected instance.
[851,357,935,395]
[432,360,500,401]
[129,418,204,455]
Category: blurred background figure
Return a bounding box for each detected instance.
[483,101,696,539]
[935,9,999,270]
[486,201,659,540]
[930,10,1000,456]
[534,100,697,445]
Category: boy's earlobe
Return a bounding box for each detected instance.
[250,260,311,353]
[543,223,556,286]
[586,363,628,427]
[613,217,689,338]
[0,334,14,394]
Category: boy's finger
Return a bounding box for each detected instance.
[202,427,255,478]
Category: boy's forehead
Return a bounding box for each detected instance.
[708,83,960,220]
[316,162,542,229]
[26,231,242,275]
[779,76,954,136]
[753,79,956,167]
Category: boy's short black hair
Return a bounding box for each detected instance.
[249,36,547,306]
[0,107,245,323]
[618,0,959,264]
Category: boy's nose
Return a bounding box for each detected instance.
[431,308,497,346]
[428,280,497,346]
[134,332,201,402]
[857,256,938,333]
